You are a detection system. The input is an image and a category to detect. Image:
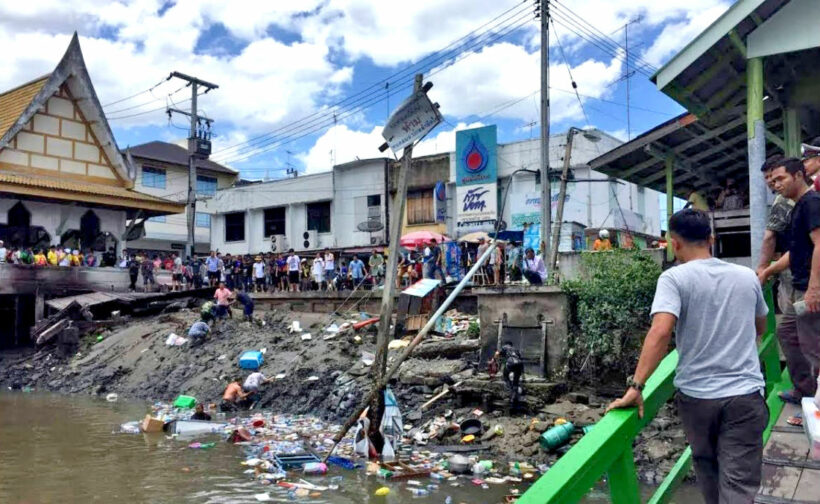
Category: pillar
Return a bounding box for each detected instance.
[783,107,801,157]
[747,57,767,269]
[665,154,674,262]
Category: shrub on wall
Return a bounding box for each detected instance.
[561,249,662,384]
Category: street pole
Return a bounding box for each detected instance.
[167,72,218,259]
[370,73,424,438]
[187,82,198,260]
[549,128,576,272]
[539,0,552,270]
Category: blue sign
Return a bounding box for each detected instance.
[434,181,446,223]
[455,125,497,186]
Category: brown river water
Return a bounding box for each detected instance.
[0,392,701,503]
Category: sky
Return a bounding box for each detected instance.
[0,0,733,181]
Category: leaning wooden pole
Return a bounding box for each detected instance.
[370,75,423,436]
[323,239,497,462]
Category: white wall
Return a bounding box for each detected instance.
[130,159,236,250]
[205,160,390,255]
[0,197,126,253]
[447,132,662,239]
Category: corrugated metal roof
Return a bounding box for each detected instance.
[128,141,237,175]
[0,75,49,138]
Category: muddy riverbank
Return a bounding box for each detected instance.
[0,303,689,485]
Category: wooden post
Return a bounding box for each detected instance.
[549,128,577,272]
[370,74,424,435]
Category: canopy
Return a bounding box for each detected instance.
[457,231,491,243]
[399,230,448,248]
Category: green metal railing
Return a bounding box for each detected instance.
[518,285,790,504]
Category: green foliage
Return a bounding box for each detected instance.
[466,319,481,339]
[561,250,662,383]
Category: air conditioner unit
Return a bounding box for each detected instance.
[370,236,380,245]
[299,230,318,251]
[271,234,288,253]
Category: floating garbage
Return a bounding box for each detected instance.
[374,487,390,496]
[188,442,216,449]
[105,393,118,402]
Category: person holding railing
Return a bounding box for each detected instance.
[607,209,768,504]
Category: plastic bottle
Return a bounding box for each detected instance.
[445,497,453,504]
[410,488,430,497]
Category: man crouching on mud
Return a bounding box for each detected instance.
[607,209,768,504]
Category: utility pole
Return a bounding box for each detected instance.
[549,128,578,272]
[167,71,218,259]
[625,22,630,141]
[370,73,424,447]
[538,0,551,269]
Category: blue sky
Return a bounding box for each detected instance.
[0,0,732,180]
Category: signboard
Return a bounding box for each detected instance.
[434,181,447,223]
[455,125,497,186]
[456,126,498,235]
[443,241,461,281]
[511,192,541,252]
[382,90,441,153]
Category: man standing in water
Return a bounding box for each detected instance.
[608,209,768,504]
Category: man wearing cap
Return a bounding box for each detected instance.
[801,137,820,191]
[252,255,266,293]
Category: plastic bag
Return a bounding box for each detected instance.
[380,387,403,461]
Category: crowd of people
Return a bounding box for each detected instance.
[0,242,117,267]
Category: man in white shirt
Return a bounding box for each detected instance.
[0,240,6,263]
[522,247,546,285]
[287,249,301,292]
[252,256,266,293]
[243,371,273,406]
[324,248,336,289]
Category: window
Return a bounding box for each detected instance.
[142,166,166,189]
[149,215,166,223]
[224,212,245,242]
[367,194,381,207]
[195,212,211,228]
[407,189,434,225]
[197,175,218,196]
[307,201,331,233]
[264,207,286,236]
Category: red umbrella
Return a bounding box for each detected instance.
[399,230,449,248]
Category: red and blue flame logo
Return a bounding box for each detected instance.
[462,135,489,174]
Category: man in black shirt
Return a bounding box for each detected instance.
[494,341,524,406]
[761,157,820,399]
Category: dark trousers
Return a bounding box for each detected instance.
[778,282,820,397]
[503,362,524,404]
[677,391,767,504]
[523,270,543,285]
[129,273,138,291]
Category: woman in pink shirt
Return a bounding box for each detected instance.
[214,282,233,319]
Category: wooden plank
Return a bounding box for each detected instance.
[792,469,820,502]
[759,430,809,499]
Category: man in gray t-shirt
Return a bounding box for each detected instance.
[607,209,768,504]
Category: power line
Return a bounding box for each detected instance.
[550,17,592,130]
[216,14,534,165]
[212,5,533,162]
[213,1,529,158]
[101,78,167,108]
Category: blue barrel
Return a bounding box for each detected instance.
[540,422,575,451]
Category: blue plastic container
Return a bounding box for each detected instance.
[239,350,263,370]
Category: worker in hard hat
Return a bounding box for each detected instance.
[593,229,613,251]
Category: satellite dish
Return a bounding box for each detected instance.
[357,219,385,232]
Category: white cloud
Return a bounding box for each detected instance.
[297,124,385,174]
[641,4,731,68]
[427,41,622,126]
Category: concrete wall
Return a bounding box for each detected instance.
[556,248,666,281]
[474,286,569,377]
[130,156,236,252]
[0,264,129,295]
[204,159,388,255]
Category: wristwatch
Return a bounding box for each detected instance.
[626,377,644,392]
